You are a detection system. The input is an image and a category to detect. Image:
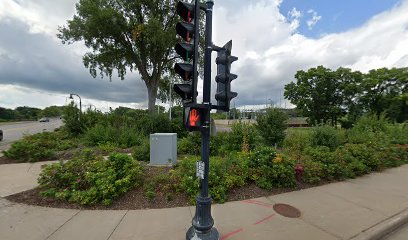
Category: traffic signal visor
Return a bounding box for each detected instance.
[176,1,195,22]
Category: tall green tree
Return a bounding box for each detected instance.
[58,0,179,113]
[335,67,363,123]
[360,67,408,122]
[284,66,343,126]
[41,106,65,117]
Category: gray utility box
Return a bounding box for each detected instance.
[150,133,177,166]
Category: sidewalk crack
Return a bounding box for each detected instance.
[106,210,129,240]
[301,218,342,239]
[44,210,81,240]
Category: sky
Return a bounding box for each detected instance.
[0,0,407,111]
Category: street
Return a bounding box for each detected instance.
[0,119,63,150]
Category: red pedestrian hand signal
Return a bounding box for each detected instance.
[189,109,200,127]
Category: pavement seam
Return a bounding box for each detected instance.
[319,188,385,215]
[44,210,81,240]
[106,209,129,240]
[300,217,343,239]
[27,163,34,173]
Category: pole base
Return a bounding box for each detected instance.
[186,226,219,240]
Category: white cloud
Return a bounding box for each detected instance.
[288,7,302,31]
[0,0,77,37]
[306,9,322,30]
[213,0,408,106]
[1,0,408,110]
[0,84,145,112]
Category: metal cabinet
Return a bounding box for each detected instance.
[150,133,177,165]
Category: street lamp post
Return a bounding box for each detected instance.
[69,93,82,116]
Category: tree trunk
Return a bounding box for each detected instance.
[147,82,159,114]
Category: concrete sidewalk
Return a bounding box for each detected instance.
[0,163,408,240]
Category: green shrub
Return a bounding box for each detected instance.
[346,114,394,145]
[303,146,351,180]
[132,138,150,162]
[226,122,258,152]
[96,142,118,154]
[283,129,312,155]
[62,102,83,135]
[248,147,296,189]
[343,144,381,171]
[210,132,229,156]
[255,108,288,146]
[38,151,144,205]
[378,144,408,168]
[311,126,340,150]
[386,123,408,144]
[178,133,201,156]
[135,114,173,136]
[171,153,250,203]
[178,125,259,157]
[170,118,188,139]
[300,159,324,184]
[84,124,143,148]
[84,124,117,146]
[117,128,144,148]
[4,131,77,162]
[353,114,388,133]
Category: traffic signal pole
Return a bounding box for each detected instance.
[186,0,219,239]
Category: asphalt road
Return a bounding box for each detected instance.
[0,118,63,149]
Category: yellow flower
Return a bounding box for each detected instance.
[273,154,283,163]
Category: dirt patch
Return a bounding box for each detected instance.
[0,155,21,164]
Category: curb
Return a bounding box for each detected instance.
[350,208,408,240]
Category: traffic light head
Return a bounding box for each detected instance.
[215,40,238,112]
[174,1,199,104]
[176,1,195,23]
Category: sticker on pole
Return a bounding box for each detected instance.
[196,161,205,179]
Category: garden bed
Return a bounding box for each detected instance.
[5,164,325,210]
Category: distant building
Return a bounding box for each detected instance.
[287,117,310,127]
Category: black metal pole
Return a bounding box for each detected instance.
[187,1,219,239]
[191,0,200,103]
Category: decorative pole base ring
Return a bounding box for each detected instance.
[186,226,219,240]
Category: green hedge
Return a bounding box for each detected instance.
[4,130,77,162]
[38,151,144,205]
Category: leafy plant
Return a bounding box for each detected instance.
[226,122,258,152]
[171,153,250,203]
[248,147,296,189]
[132,138,150,162]
[255,108,288,146]
[38,151,144,205]
[283,129,312,157]
[311,126,340,150]
[4,131,77,162]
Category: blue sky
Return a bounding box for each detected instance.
[280,0,402,38]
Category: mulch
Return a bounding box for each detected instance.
[0,156,21,164]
